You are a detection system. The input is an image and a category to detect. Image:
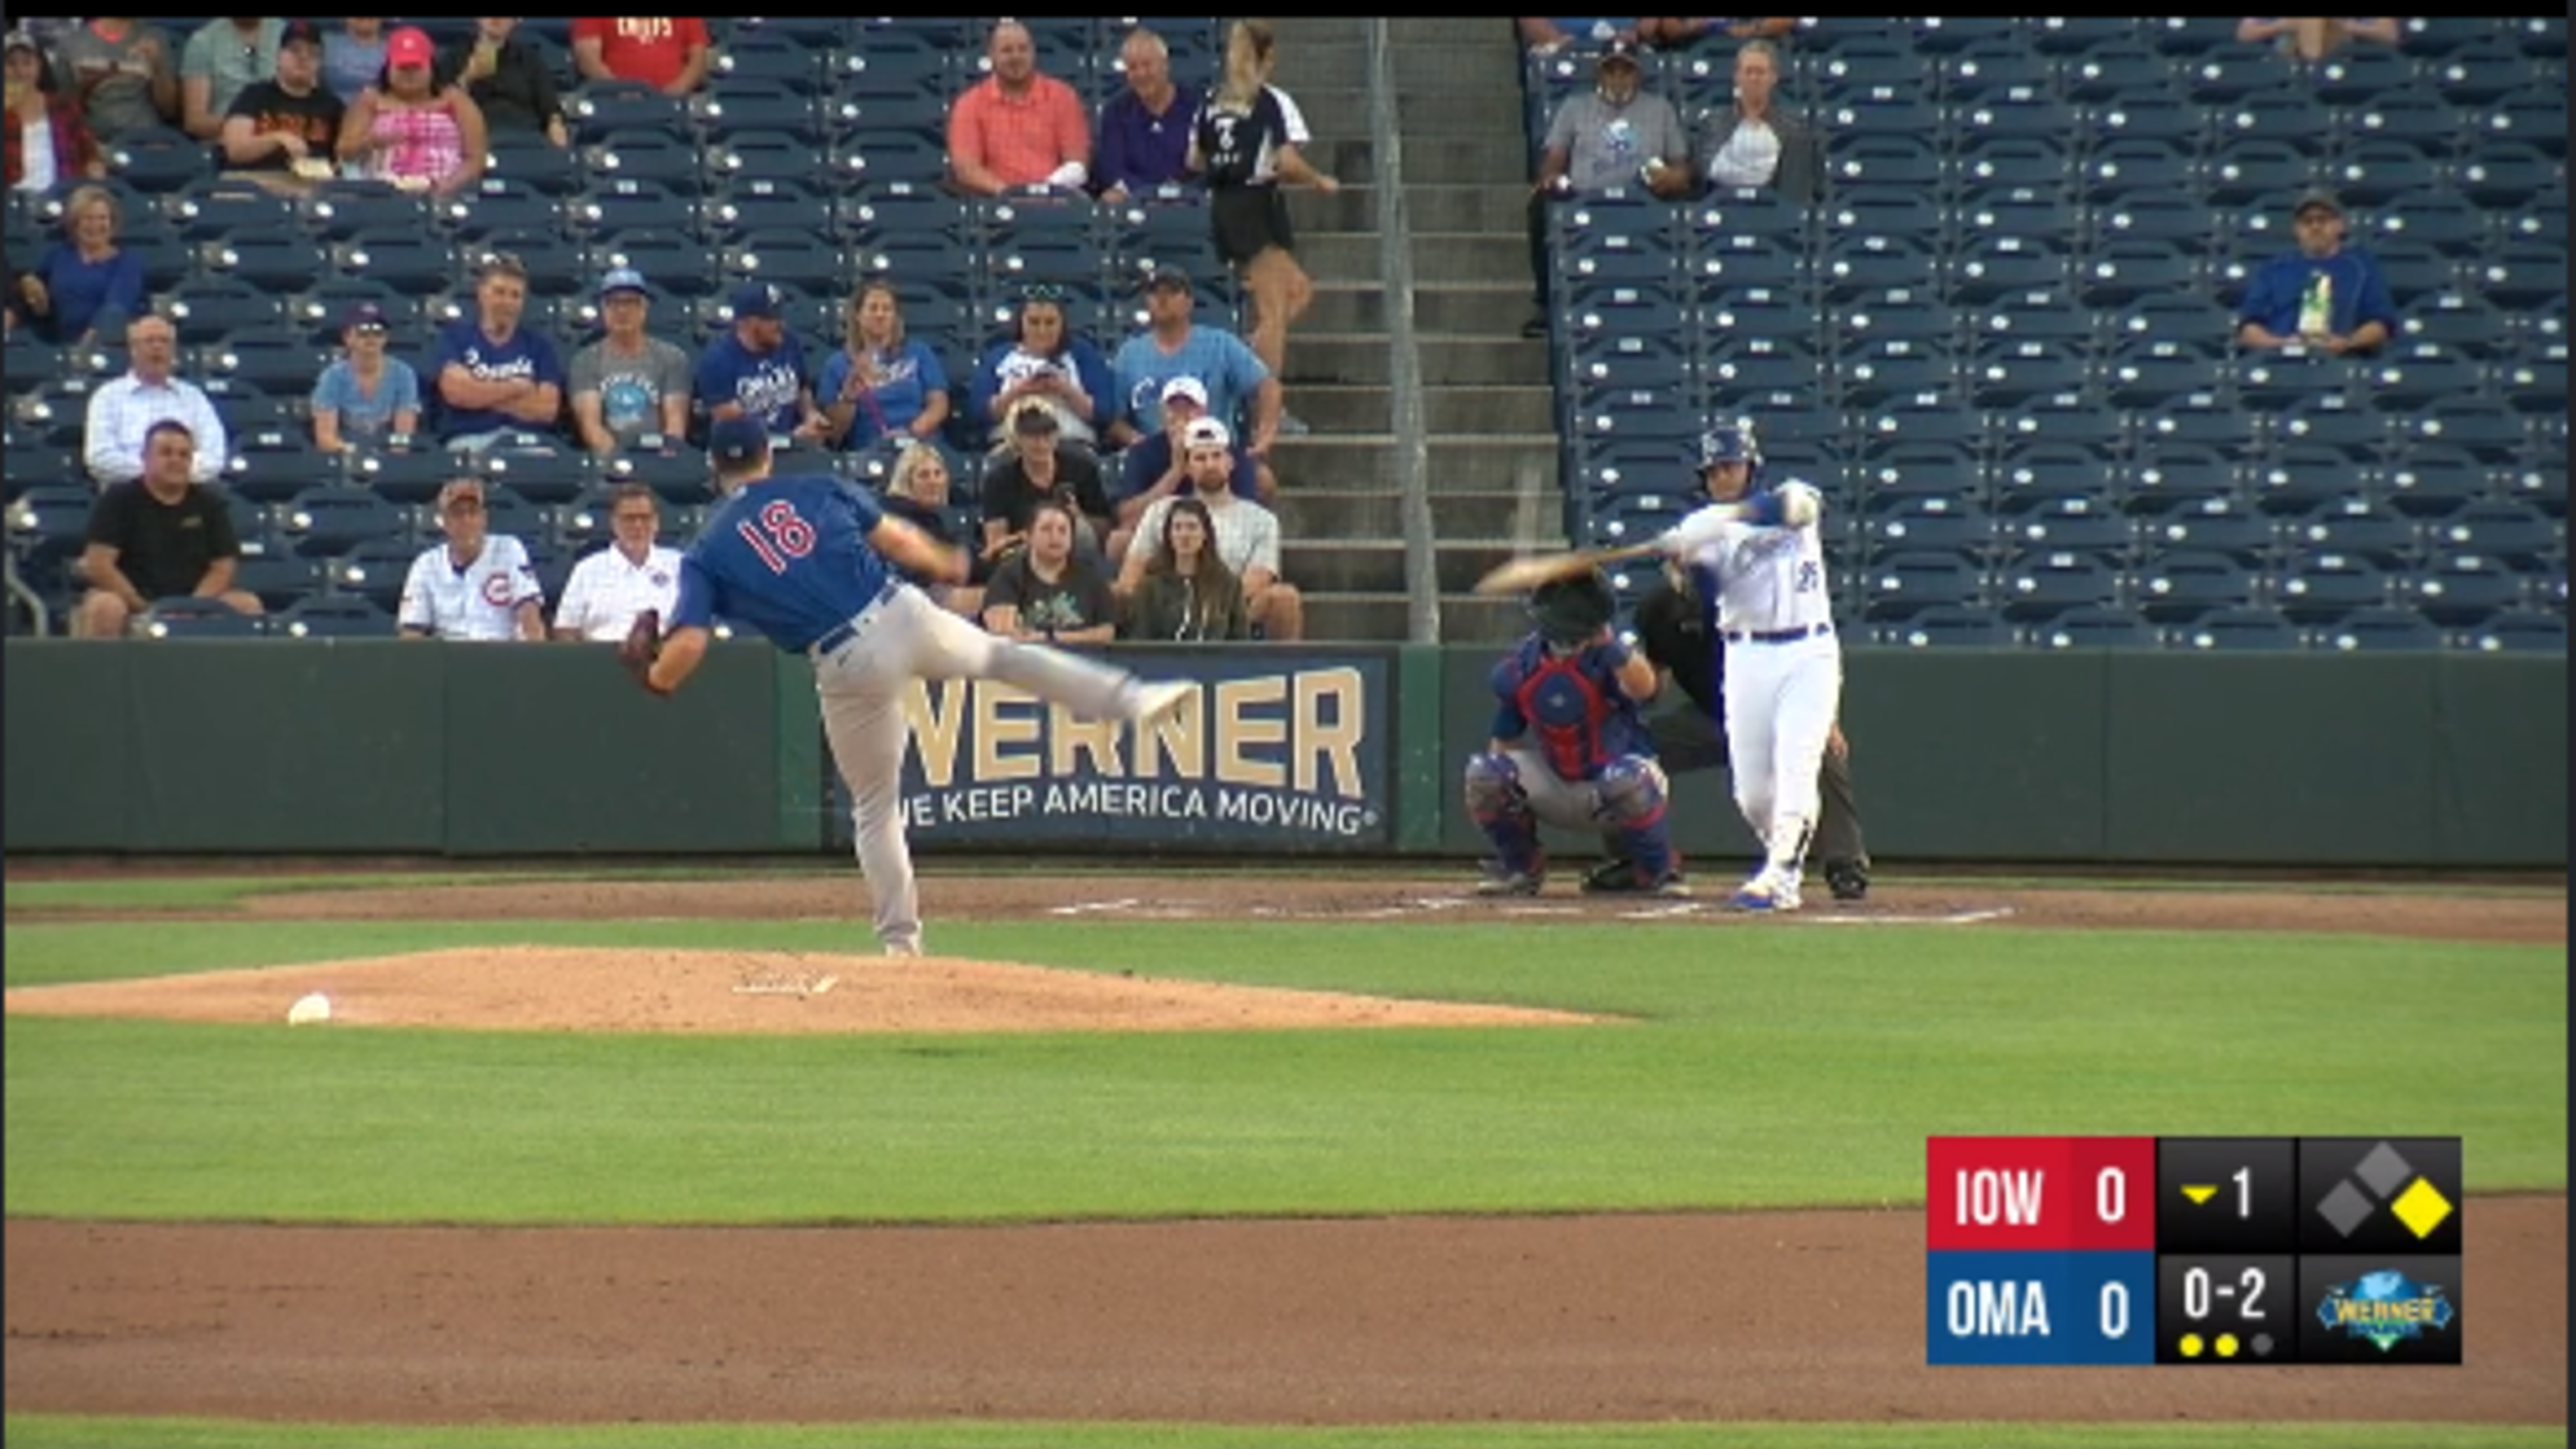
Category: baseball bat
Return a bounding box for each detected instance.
[1471,540,1666,596]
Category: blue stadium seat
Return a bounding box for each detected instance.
[1866,495,1992,558]
[1855,396,1984,450]
[2000,491,2135,558]
[2199,139,2315,209]
[227,551,330,612]
[2028,600,2159,649]
[444,178,564,241]
[1910,16,2023,52]
[2141,496,2277,561]
[1820,233,1940,302]
[2309,45,2418,106]
[2137,551,2260,621]
[1862,549,1987,615]
[483,131,584,197]
[1571,330,1691,393]
[2181,46,2292,105]
[106,126,210,191]
[351,449,470,506]
[2470,244,2566,309]
[2367,190,2491,259]
[1824,133,1944,192]
[705,177,832,243]
[1854,439,1983,502]
[318,229,452,299]
[1822,187,1947,246]
[2031,17,2141,53]
[2400,290,2511,358]
[279,486,408,558]
[2363,346,2485,410]
[136,595,267,638]
[1997,548,2126,619]
[599,450,715,506]
[2083,86,2205,152]
[2494,350,2565,413]
[2166,604,2300,650]
[2274,551,2394,621]
[2342,86,2465,156]
[2360,447,2492,517]
[2451,608,2567,653]
[2308,604,2445,652]
[2116,446,2243,510]
[709,130,834,192]
[2,439,81,501]
[1811,42,1935,104]
[8,485,97,567]
[2055,38,2166,99]
[2285,497,2421,566]
[832,129,948,190]
[1942,39,2057,97]
[726,16,851,51]
[2412,551,2532,626]
[2244,442,2365,514]
[1687,234,1805,293]
[2102,337,2220,408]
[1952,184,2080,244]
[164,178,299,242]
[2399,397,2528,462]
[588,129,704,192]
[572,178,699,244]
[224,431,340,504]
[2509,16,2568,55]
[1836,339,1958,410]
[273,593,397,638]
[2236,352,2360,410]
[1992,440,2114,499]
[2483,87,2568,158]
[198,338,332,399]
[2267,396,2386,459]
[841,181,971,247]
[588,233,718,300]
[1874,604,2018,649]
[2217,88,2335,153]
[2079,239,2199,307]
[1946,236,2070,306]
[1977,291,2096,350]
[711,31,826,98]
[570,80,693,144]
[1688,189,1810,247]
[200,231,329,293]
[164,276,289,348]
[1697,286,1815,350]
[302,180,436,245]
[2090,190,2210,250]
[720,231,845,298]
[1946,92,2079,153]
[2426,499,2563,567]
[2396,17,2505,55]
[1970,342,2090,408]
[1999,394,2128,455]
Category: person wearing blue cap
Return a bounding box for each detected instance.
[630,414,1196,957]
[693,280,830,449]
[310,301,420,454]
[570,267,691,455]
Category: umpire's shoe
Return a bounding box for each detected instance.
[1823,858,1871,902]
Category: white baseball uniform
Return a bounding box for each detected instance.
[1661,480,1841,886]
[398,533,544,641]
[553,542,684,641]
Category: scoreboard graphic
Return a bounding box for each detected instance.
[1926,1136,2462,1366]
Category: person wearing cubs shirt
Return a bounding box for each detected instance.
[398,477,545,641]
[1462,568,1685,898]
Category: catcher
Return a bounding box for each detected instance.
[1464,569,1686,896]
[1583,557,1873,900]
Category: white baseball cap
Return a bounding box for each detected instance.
[1161,375,1210,408]
[1182,417,1232,450]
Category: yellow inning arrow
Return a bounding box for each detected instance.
[2182,1185,2219,1206]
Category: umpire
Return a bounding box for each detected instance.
[1587,564,1873,900]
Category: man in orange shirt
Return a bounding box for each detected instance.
[947,19,1090,196]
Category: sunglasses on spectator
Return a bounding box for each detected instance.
[1021,283,1067,304]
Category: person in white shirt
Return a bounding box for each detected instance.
[83,314,227,488]
[398,476,544,641]
[552,483,683,641]
[1115,417,1301,641]
[1654,420,1837,912]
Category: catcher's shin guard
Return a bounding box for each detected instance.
[1463,750,1542,874]
[1595,755,1675,877]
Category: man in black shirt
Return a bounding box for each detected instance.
[979,402,1114,567]
[73,418,262,636]
[1591,565,1872,899]
[216,19,344,182]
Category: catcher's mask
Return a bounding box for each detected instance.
[1528,568,1617,647]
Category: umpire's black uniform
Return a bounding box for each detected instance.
[1627,578,1871,891]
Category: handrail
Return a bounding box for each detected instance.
[1362,18,1441,644]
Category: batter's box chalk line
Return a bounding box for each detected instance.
[1799,906,2017,926]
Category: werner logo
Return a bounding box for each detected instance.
[891,660,1389,846]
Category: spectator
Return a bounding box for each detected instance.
[967,285,1114,454]
[310,301,422,453]
[1111,374,1268,564]
[947,19,1090,198]
[1189,19,1339,434]
[569,266,690,455]
[72,418,262,637]
[1123,493,1249,641]
[552,482,682,641]
[880,440,981,619]
[338,26,486,197]
[1118,418,1301,641]
[398,475,546,641]
[818,280,953,455]
[1636,17,1799,48]
[2235,188,2398,356]
[12,182,143,346]
[1525,37,1693,337]
[981,496,1119,643]
[1516,18,1644,53]
[438,18,567,148]
[1108,266,1280,454]
[321,18,389,106]
[51,18,178,142]
[5,29,106,192]
[428,251,567,450]
[570,18,711,96]
[1095,26,1200,203]
[179,17,284,142]
[217,19,345,189]
[1692,37,1820,202]
[980,402,1115,564]
[84,314,226,488]
[2236,18,2402,60]
[696,281,831,447]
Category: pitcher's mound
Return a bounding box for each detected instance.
[1,947,1604,1035]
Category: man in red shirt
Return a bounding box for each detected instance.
[947,19,1089,197]
[570,18,710,96]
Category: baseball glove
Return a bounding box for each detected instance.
[620,609,668,696]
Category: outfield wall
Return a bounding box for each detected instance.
[4,640,2563,867]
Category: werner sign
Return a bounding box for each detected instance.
[872,652,1394,849]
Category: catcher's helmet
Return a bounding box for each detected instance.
[1696,421,1759,471]
[1528,568,1618,646]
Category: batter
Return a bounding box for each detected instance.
[635,418,1194,954]
[1656,422,1841,912]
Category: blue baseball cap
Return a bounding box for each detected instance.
[597,267,650,299]
[729,282,782,320]
[708,415,770,467]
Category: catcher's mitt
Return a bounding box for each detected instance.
[621,609,669,696]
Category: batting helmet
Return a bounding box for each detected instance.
[1696,421,1759,472]
[1528,568,1617,646]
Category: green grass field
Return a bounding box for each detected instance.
[4,872,2564,1447]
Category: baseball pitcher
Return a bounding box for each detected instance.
[626,417,1194,956]
[1463,569,1687,897]
[1654,421,1841,911]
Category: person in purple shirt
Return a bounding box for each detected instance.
[427,252,566,448]
[637,415,1192,958]
[1094,27,1202,203]
[694,281,832,447]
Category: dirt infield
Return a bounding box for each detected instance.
[3,871,2565,1427]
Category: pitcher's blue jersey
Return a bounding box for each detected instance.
[671,475,895,652]
[1488,636,1650,782]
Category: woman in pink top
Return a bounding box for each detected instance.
[335,24,484,196]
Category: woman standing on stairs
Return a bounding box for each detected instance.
[1190,18,1338,444]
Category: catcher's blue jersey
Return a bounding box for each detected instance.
[1488,636,1649,782]
[672,475,893,652]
